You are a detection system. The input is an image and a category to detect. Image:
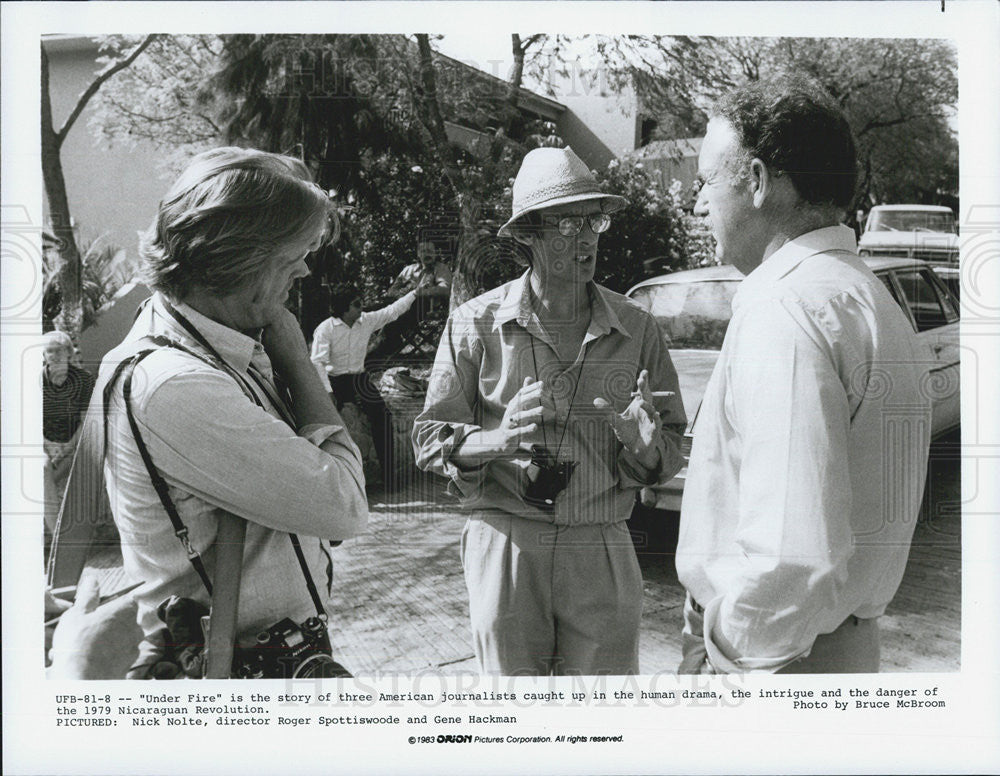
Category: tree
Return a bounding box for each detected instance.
[41,34,156,340]
[593,161,702,291]
[87,35,223,170]
[589,36,958,210]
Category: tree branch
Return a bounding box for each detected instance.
[56,34,158,145]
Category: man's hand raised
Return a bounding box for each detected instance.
[593,369,669,470]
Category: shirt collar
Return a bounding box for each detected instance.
[329,317,348,327]
[492,270,631,339]
[149,293,259,372]
[735,225,857,307]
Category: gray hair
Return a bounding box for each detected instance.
[139,147,334,300]
[42,330,74,354]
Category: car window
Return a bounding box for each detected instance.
[925,269,961,319]
[891,268,958,332]
[877,274,904,309]
[868,210,957,234]
[632,280,739,350]
[932,268,961,303]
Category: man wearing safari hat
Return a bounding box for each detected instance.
[413,147,686,675]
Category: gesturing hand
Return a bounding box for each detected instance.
[494,376,557,456]
[593,369,670,470]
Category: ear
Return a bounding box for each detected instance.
[748,158,773,209]
[511,228,534,248]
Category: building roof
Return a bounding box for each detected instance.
[432,50,566,121]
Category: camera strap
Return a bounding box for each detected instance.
[114,345,216,594]
[529,337,585,461]
[107,312,328,621]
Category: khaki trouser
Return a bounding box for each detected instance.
[461,512,643,676]
[679,594,880,674]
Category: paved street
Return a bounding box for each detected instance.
[325,434,962,674]
[81,435,961,675]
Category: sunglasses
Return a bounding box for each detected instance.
[541,212,612,237]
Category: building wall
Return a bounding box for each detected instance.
[551,67,640,171]
[43,37,169,263]
[632,138,702,207]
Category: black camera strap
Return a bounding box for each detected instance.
[529,336,585,461]
[108,307,328,621]
[115,347,216,594]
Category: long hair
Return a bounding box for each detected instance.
[139,147,334,299]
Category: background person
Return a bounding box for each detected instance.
[42,330,95,534]
[380,239,453,355]
[386,238,453,305]
[311,283,431,478]
[413,147,686,676]
[675,76,931,674]
[47,572,142,680]
[99,147,368,677]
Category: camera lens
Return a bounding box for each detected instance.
[293,654,351,679]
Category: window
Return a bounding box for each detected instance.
[632,280,739,351]
[878,274,904,309]
[891,269,958,332]
[868,209,957,234]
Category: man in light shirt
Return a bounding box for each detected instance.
[387,239,453,304]
[413,147,686,675]
[675,76,931,674]
[311,283,431,476]
[95,148,368,677]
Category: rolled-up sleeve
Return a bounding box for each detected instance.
[617,312,687,488]
[364,290,417,331]
[701,300,853,672]
[411,313,489,497]
[129,361,368,541]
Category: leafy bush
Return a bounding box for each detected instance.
[42,236,135,333]
[593,159,702,293]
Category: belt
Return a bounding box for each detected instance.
[689,595,868,629]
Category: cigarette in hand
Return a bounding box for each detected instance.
[632,390,676,398]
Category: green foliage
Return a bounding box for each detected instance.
[592,160,700,293]
[43,237,133,333]
[89,35,223,172]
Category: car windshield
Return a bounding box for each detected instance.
[631,280,739,351]
[868,210,956,234]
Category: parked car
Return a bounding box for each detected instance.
[627,258,960,511]
[858,205,958,263]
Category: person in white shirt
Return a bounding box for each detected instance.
[311,283,432,475]
[675,76,931,674]
[379,239,453,355]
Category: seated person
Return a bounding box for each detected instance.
[47,573,142,680]
[386,239,453,306]
[99,147,368,678]
[380,240,452,355]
